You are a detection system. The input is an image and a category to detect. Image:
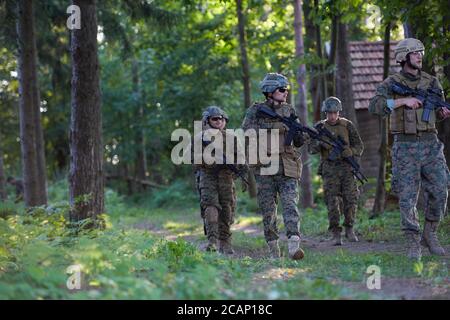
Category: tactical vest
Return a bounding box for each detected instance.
[319,118,350,160]
[389,72,437,134]
[198,123,235,175]
[255,102,302,179]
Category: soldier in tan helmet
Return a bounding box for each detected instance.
[193,106,247,255]
[369,38,450,260]
[308,97,364,246]
[241,73,305,260]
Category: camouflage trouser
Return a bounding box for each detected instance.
[424,166,450,217]
[392,135,449,233]
[254,174,300,242]
[199,169,236,240]
[322,160,359,232]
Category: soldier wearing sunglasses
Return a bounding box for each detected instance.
[193,106,246,254]
[241,73,305,260]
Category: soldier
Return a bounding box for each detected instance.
[308,97,364,245]
[6,176,24,203]
[241,73,305,260]
[193,106,245,255]
[369,38,450,260]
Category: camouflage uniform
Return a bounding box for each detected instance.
[198,167,236,244]
[193,106,244,254]
[310,120,363,235]
[368,38,449,258]
[242,92,304,259]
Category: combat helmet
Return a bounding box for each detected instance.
[202,106,229,122]
[321,96,342,112]
[395,38,425,63]
[260,73,289,94]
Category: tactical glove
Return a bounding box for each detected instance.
[320,141,333,150]
[341,146,353,158]
[293,132,305,147]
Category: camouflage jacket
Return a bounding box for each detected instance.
[241,100,304,178]
[308,117,364,161]
[368,70,445,134]
[191,123,247,176]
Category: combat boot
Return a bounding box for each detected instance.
[205,206,219,252]
[267,240,280,259]
[206,237,218,252]
[421,220,445,256]
[219,238,234,255]
[333,230,343,246]
[345,226,359,242]
[405,232,422,261]
[287,236,305,260]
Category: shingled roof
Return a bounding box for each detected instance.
[350,41,401,110]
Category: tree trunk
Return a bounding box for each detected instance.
[0,147,7,201]
[236,0,251,110]
[16,0,47,207]
[294,0,314,208]
[69,0,104,226]
[303,0,320,123]
[313,0,327,121]
[327,15,338,97]
[302,0,315,51]
[372,22,391,218]
[402,23,415,38]
[439,0,450,214]
[132,60,147,193]
[236,0,257,198]
[335,18,358,126]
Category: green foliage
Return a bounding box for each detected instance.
[2,0,449,184]
[2,182,450,299]
[134,180,198,209]
[0,200,18,219]
[1,0,450,300]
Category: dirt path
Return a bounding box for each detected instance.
[132,220,450,299]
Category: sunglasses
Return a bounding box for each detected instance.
[210,116,224,121]
[277,87,288,93]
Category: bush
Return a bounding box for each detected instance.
[0,201,19,219]
[135,180,198,209]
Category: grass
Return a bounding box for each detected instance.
[0,179,449,299]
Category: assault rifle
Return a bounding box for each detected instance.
[256,105,333,147]
[390,81,450,122]
[257,105,367,184]
[201,138,249,185]
[314,123,368,185]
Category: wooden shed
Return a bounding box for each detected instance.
[350,41,400,178]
